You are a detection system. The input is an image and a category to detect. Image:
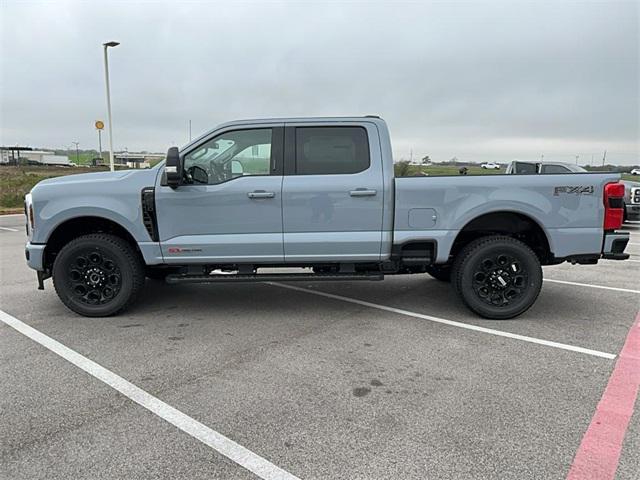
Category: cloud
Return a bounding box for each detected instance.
[1,0,638,164]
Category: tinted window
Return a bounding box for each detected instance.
[541,164,570,174]
[514,162,538,174]
[183,129,272,184]
[295,127,370,175]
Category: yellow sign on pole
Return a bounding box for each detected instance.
[95,120,104,130]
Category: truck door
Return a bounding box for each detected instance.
[155,126,285,263]
[281,123,384,262]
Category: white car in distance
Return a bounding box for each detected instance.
[481,162,501,170]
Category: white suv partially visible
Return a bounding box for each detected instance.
[630,168,640,175]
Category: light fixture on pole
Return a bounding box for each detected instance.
[103,41,120,172]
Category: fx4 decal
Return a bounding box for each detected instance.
[553,185,595,196]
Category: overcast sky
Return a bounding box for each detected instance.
[1,0,638,165]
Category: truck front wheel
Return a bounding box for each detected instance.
[425,265,452,282]
[452,236,542,319]
[52,234,145,317]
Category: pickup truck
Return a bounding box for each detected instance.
[623,180,640,222]
[24,116,630,319]
[505,160,587,175]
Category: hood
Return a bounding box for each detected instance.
[30,168,161,199]
[36,169,139,186]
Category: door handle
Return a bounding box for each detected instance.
[247,190,275,199]
[349,188,377,197]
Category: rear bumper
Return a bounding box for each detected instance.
[602,231,630,260]
[25,242,45,271]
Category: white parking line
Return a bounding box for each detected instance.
[270,283,616,360]
[545,279,640,294]
[0,310,300,480]
[0,226,19,232]
[0,213,23,218]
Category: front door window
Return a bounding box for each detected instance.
[183,129,273,184]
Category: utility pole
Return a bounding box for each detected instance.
[541,154,544,163]
[72,141,80,164]
[103,41,120,172]
[602,150,607,167]
[575,155,579,165]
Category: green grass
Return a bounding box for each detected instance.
[395,163,503,177]
[0,165,109,209]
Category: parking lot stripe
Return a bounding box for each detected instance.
[0,309,300,480]
[566,311,640,480]
[270,283,616,360]
[0,226,19,232]
[544,279,640,294]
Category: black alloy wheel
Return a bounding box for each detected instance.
[53,234,144,317]
[452,236,542,319]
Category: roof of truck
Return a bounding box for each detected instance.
[182,116,387,151]
[216,115,384,127]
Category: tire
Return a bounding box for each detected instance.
[425,265,452,282]
[451,236,542,319]
[53,233,145,317]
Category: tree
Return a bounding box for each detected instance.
[421,155,431,165]
[394,161,412,177]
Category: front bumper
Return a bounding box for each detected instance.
[625,204,640,222]
[25,242,46,271]
[602,231,630,260]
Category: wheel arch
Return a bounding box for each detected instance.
[449,211,553,265]
[43,216,142,271]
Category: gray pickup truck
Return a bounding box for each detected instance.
[24,116,630,319]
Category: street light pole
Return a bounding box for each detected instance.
[103,41,120,172]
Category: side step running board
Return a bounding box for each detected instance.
[166,272,384,284]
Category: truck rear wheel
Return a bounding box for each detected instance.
[451,236,542,319]
[52,234,144,317]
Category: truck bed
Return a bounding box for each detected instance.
[393,172,621,263]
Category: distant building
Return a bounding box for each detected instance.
[1,147,71,166]
[112,152,165,169]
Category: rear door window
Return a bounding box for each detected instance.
[295,127,370,175]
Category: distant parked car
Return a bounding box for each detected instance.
[481,162,500,170]
[631,168,640,175]
[505,161,586,175]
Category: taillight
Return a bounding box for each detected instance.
[603,182,624,230]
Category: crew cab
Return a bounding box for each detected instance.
[24,117,630,319]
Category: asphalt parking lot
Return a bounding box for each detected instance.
[1,214,639,480]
